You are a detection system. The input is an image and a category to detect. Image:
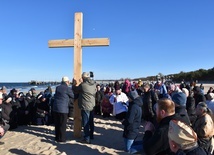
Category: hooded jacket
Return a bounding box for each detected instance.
[72,77,96,111]
[123,96,143,139]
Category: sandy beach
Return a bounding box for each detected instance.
[0,116,144,155]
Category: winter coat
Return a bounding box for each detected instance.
[0,102,11,121]
[142,90,158,121]
[175,146,207,155]
[186,96,197,125]
[72,78,96,111]
[102,93,113,114]
[95,90,104,106]
[194,93,206,106]
[53,82,74,113]
[143,113,191,155]
[192,113,214,153]
[175,106,191,125]
[123,96,143,139]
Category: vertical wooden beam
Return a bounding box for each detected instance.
[73,12,82,138]
[48,12,109,138]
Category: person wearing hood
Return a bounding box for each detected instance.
[122,89,142,153]
[72,72,96,144]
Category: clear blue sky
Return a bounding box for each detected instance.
[0,0,214,82]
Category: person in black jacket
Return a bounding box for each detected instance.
[122,89,142,153]
[9,89,20,129]
[193,86,206,107]
[35,93,50,125]
[17,92,30,125]
[137,98,191,155]
[94,84,104,115]
[0,92,10,145]
[53,76,74,143]
[142,83,159,124]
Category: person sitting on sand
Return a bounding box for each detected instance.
[35,92,50,125]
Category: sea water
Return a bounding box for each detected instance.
[0,82,58,94]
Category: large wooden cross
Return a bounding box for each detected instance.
[48,12,109,138]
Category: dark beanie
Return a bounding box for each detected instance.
[114,81,120,90]
[172,92,187,107]
[128,90,139,100]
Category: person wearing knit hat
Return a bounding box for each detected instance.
[172,92,191,125]
[172,92,187,107]
[122,89,142,153]
[192,102,214,154]
[168,120,207,155]
[128,89,139,100]
[82,72,90,78]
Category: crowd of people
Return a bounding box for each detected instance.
[0,75,214,155]
[93,79,214,154]
[0,85,55,145]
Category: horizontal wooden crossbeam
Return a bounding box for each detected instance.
[48,38,109,48]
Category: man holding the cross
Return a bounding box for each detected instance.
[72,72,96,144]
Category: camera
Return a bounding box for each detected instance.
[89,71,94,78]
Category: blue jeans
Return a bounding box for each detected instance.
[129,140,143,154]
[81,110,94,141]
[124,138,134,152]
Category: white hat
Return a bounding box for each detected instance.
[62,76,69,82]
[82,72,90,78]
